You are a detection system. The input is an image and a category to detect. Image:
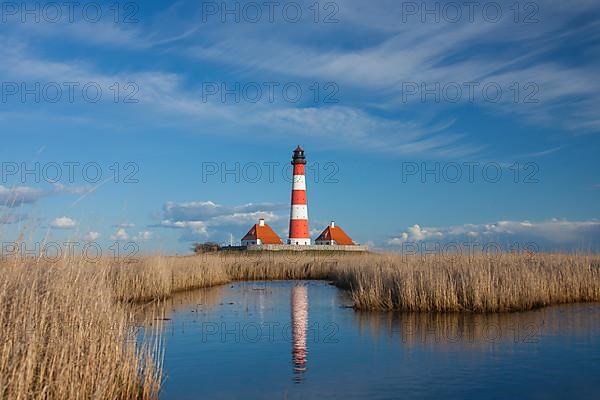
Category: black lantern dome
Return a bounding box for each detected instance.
[291,145,306,165]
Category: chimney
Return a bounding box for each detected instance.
[259,218,265,227]
[331,221,335,228]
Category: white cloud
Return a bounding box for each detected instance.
[83,231,101,241]
[133,231,153,241]
[210,211,282,226]
[163,201,224,221]
[387,219,600,251]
[52,183,95,195]
[50,216,78,229]
[162,201,286,222]
[154,200,288,243]
[157,219,208,233]
[386,224,445,245]
[110,228,130,241]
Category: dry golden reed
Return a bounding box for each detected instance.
[0,258,162,400]
[342,253,600,312]
[107,252,600,312]
[2,251,599,399]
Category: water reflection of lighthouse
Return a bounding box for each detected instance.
[291,284,308,382]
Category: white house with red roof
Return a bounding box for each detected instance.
[315,221,356,246]
[241,218,283,246]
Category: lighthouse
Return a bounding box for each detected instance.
[288,145,310,245]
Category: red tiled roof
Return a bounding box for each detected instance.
[316,225,354,245]
[242,223,283,244]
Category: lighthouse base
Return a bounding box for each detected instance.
[288,238,311,246]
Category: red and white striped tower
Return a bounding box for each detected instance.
[288,145,310,245]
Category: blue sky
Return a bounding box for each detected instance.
[1,0,599,254]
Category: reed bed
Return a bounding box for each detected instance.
[345,253,600,312]
[0,258,162,400]
[107,252,600,312]
[107,256,229,302]
[2,251,599,399]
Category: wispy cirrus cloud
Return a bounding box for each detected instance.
[0,213,27,225]
[0,26,486,158]
[183,1,600,133]
[52,183,96,195]
[0,185,46,207]
[4,1,600,162]
[0,183,100,208]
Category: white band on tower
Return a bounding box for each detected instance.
[292,175,306,190]
[290,205,308,220]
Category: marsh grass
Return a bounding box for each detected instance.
[2,251,599,399]
[108,252,600,312]
[0,258,162,400]
[343,253,600,312]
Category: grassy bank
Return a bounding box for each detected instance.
[2,251,599,399]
